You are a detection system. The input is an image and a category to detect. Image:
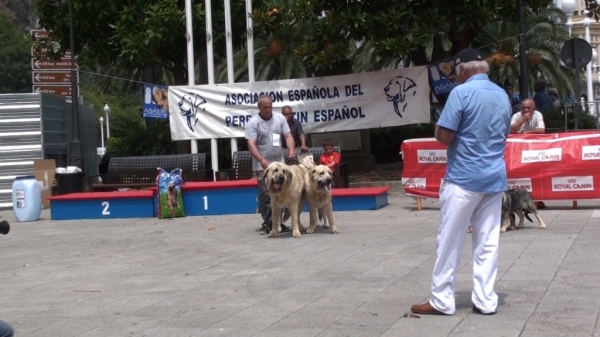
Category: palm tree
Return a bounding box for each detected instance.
[350,39,408,73]
[472,6,575,100]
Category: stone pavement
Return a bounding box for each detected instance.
[0,194,599,337]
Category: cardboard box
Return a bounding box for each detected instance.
[34,159,57,210]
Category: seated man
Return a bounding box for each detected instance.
[319,139,341,169]
[510,98,545,134]
[510,98,547,209]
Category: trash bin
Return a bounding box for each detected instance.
[55,172,85,195]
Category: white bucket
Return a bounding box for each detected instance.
[12,176,42,222]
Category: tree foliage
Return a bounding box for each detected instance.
[34,0,248,85]
[252,0,553,72]
[473,6,575,99]
[0,11,31,93]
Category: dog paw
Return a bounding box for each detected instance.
[268,230,278,238]
[539,224,547,229]
[500,227,507,233]
[331,227,340,234]
[292,230,302,238]
[322,223,330,229]
[305,227,316,234]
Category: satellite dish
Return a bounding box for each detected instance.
[561,38,593,69]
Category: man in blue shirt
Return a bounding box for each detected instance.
[411,48,512,316]
[533,80,553,115]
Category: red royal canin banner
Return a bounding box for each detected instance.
[400,131,600,200]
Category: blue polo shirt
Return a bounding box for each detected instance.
[437,74,512,193]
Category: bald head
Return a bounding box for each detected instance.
[257,94,273,119]
[520,98,535,115]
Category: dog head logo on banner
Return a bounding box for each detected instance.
[178,93,206,132]
[383,75,417,118]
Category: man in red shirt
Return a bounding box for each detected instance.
[319,139,340,169]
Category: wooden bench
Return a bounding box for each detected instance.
[221,147,349,188]
[91,153,213,191]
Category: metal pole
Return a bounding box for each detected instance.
[100,117,105,148]
[518,0,529,100]
[184,0,198,154]
[67,0,82,169]
[224,0,238,157]
[206,0,219,181]
[575,76,581,131]
[584,18,594,109]
[105,111,110,139]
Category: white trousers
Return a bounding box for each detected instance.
[430,182,501,315]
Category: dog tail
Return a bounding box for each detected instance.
[523,209,533,223]
[318,208,324,221]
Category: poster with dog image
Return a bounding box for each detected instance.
[143,84,169,119]
[156,168,186,219]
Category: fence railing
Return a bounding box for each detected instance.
[557,101,600,131]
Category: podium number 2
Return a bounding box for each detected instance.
[203,196,208,210]
[102,201,110,215]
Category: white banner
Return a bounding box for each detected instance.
[168,66,431,140]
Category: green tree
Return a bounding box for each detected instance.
[0,11,32,93]
[34,0,248,85]
[473,6,575,98]
[215,0,308,82]
[252,0,553,72]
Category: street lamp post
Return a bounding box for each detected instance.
[559,0,595,103]
[67,0,82,169]
[103,104,111,140]
[99,116,105,149]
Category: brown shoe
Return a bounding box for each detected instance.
[410,302,447,315]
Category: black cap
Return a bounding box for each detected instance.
[454,48,483,67]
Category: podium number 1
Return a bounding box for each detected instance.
[203,196,208,210]
[102,201,110,215]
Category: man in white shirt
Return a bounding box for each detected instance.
[510,98,545,134]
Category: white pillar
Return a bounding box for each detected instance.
[206,0,218,180]
[184,0,198,154]
[224,0,238,156]
[244,0,255,155]
[246,0,255,83]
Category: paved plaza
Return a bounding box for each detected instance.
[0,193,599,337]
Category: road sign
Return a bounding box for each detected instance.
[31,29,79,96]
[31,29,51,40]
[33,85,78,97]
[31,46,71,58]
[31,58,76,71]
[561,38,593,69]
[32,71,75,84]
